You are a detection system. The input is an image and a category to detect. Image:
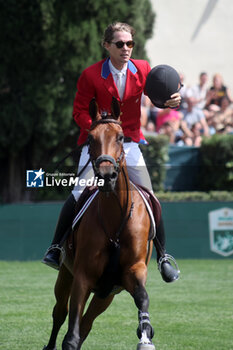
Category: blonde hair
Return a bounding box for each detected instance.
[213,73,223,83]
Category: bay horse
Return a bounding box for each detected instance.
[43,97,159,350]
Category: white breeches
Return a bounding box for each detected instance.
[72,142,153,201]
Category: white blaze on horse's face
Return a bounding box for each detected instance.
[101,124,124,155]
[89,124,123,159]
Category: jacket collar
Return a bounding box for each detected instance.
[101,58,137,79]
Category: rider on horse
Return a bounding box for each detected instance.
[42,22,180,283]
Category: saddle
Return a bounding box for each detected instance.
[71,183,161,238]
[132,183,161,236]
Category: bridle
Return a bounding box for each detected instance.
[89,118,125,177]
[88,117,134,247]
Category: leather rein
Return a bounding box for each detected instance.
[89,118,134,248]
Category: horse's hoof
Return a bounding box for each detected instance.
[43,346,57,350]
[137,343,156,350]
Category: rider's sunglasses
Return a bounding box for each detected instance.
[111,40,135,49]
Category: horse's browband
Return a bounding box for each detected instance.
[90,118,122,130]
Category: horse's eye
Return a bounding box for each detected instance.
[117,134,124,143]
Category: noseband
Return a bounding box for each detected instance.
[93,153,124,174]
[89,118,124,175]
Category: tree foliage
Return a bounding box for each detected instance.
[0,0,155,202]
[200,134,233,191]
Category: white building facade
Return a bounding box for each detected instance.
[146,0,233,92]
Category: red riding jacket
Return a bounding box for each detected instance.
[73,58,151,145]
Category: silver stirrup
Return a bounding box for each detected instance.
[45,244,66,266]
[158,254,180,274]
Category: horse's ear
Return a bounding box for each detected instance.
[89,98,101,121]
[111,97,121,120]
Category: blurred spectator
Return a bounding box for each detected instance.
[205,73,233,112]
[186,122,203,146]
[156,108,181,131]
[146,120,156,133]
[156,108,183,144]
[180,97,209,146]
[159,122,176,143]
[186,72,213,123]
[211,96,233,134]
[187,72,208,110]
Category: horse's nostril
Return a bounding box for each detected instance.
[97,173,104,180]
[99,170,118,181]
[104,173,114,181]
[111,172,118,179]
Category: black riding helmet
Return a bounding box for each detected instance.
[145,64,181,108]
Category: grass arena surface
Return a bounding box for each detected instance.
[0,259,232,350]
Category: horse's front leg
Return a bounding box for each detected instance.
[134,285,155,350]
[62,274,90,350]
[78,293,115,348]
[123,262,155,350]
[43,265,73,350]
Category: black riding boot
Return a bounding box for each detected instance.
[42,194,76,270]
[153,218,180,283]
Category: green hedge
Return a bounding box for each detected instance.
[140,135,169,191]
[200,134,233,191]
[156,191,233,202]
